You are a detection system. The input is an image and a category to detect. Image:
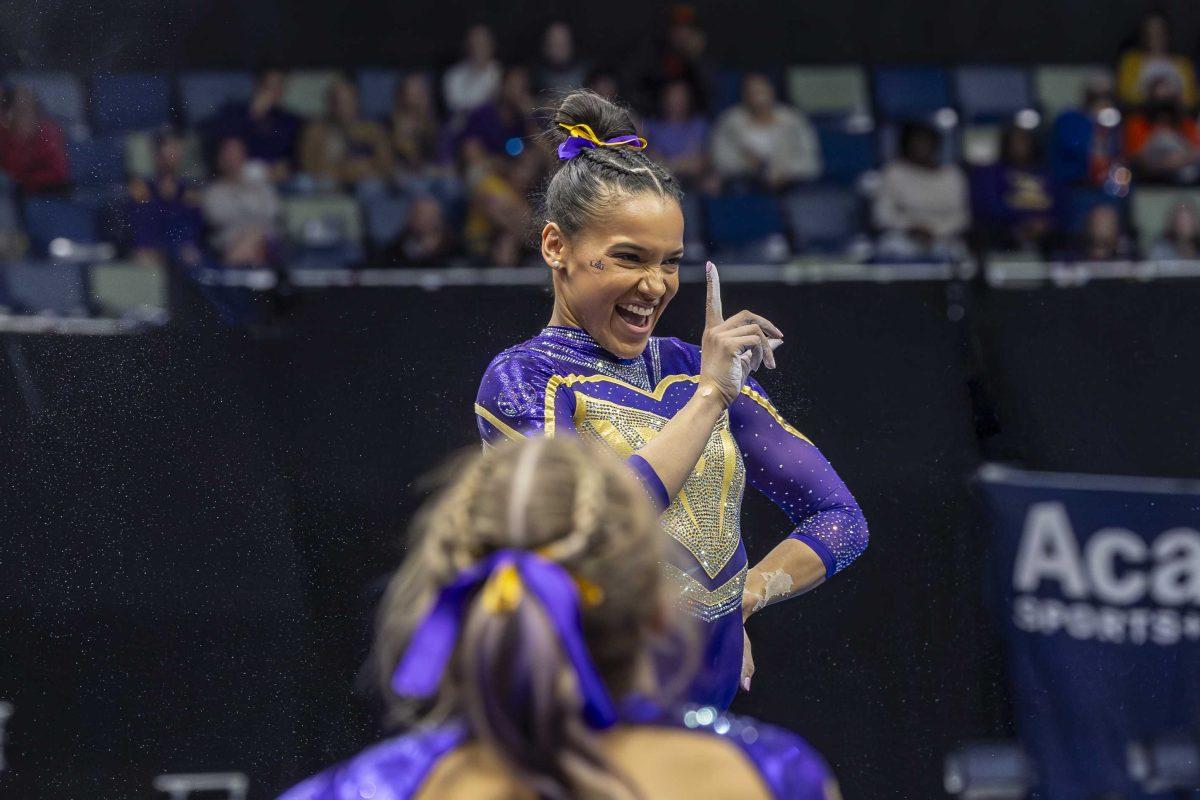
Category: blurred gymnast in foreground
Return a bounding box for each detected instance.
[475,90,867,708]
[280,437,840,800]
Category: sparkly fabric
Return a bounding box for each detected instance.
[279,701,835,800]
[663,562,748,622]
[475,325,868,706]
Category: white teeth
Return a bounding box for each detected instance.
[618,303,654,317]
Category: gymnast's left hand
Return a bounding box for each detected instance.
[741,629,755,692]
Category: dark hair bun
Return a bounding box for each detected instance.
[549,90,639,146]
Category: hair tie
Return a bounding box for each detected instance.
[557,122,648,161]
[391,549,617,729]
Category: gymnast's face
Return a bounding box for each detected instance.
[543,193,684,359]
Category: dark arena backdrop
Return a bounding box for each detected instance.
[2,0,1200,797]
[3,268,1198,798]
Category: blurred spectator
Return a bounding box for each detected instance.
[0,86,68,194]
[644,79,713,191]
[205,69,302,183]
[534,22,588,94]
[391,73,444,173]
[1116,10,1196,110]
[126,128,203,267]
[1072,203,1134,261]
[299,79,395,188]
[636,4,716,113]
[711,73,821,192]
[459,66,540,157]
[461,138,536,266]
[1049,72,1123,189]
[1148,200,1200,259]
[383,195,458,266]
[443,24,502,118]
[972,125,1056,254]
[584,69,621,102]
[1123,76,1200,183]
[873,122,969,262]
[202,137,281,267]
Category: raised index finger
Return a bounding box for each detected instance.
[705,261,723,327]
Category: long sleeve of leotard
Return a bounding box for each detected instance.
[475,350,670,511]
[730,375,868,577]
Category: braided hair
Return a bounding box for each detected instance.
[373,437,669,800]
[539,90,683,236]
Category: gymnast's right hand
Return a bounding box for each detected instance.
[699,261,784,406]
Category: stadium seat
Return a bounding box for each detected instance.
[179,71,255,126]
[357,69,402,120]
[814,119,877,183]
[1034,64,1108,119]
[3,261,88,315]
[4,70,87,132]
[89,261,167,319]
[23,198,98,255]
[281,70,340,118]
[954,66,1033,122]
[786,66,869,115]
[872,66,953,120]
[703,193,787,260]
[782,185,862,253]
[91,73,173,133]
[364,195,410,250]
[68,135,127,186]
[1132,188,1196,254]
[125,132,208,182]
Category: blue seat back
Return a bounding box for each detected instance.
[814,118,877,183]
[357,69,402,121]
[364,195,411,249]
[703,193,784,247]
[23,198,99,254]
[4,261,87,315]
[955,66,1033,122]
[872,67,953,120]
[68,135,127,186]
[91,73,172,133]
[179,71,255,126]
[783,186,862,252]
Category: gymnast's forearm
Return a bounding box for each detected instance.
[633,388,726,503]
[742,538,828,621]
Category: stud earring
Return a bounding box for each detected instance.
[552,260,562,269]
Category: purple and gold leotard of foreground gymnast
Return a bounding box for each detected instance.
[475,325,868,708]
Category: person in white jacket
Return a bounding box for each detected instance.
[711,73,822,192]
[873,121,970,262]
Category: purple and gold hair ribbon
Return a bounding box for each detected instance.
[390,549,617,729]
[557,122,648,161]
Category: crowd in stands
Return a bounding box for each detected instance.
[3,6,1200,276]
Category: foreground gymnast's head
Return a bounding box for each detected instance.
[539,90,685,360]
[374,436,667,797]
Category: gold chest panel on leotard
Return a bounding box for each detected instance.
[572,392,746,579]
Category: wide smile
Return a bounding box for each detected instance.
[614,301,657,334]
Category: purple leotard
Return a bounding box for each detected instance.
[475,326,868,708]
[279,699,838,800]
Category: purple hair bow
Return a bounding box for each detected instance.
[556,122,649,161]
[391,549,618,729]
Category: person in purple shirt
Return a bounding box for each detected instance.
[280,436,840,800]
[474,90,867,710]
[203,69,302,183]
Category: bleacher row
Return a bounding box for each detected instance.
[0,63,1196,326]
